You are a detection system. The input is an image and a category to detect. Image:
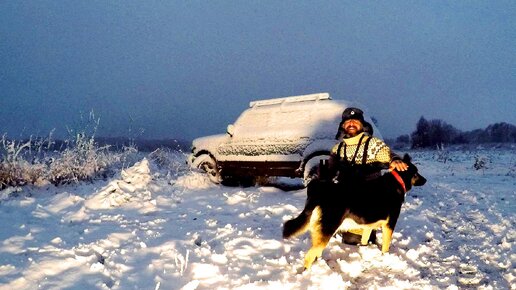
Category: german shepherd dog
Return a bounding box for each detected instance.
[283,154,426,270]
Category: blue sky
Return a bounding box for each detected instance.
[1,1,515,141]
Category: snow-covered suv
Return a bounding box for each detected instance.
[188,93,380,185]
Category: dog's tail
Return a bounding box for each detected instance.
[283,209,312,239]
[283,194,319,238]
[283,179,325,239]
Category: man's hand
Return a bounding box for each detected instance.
[390,160,408,171]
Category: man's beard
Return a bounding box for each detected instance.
[344,126,363,138]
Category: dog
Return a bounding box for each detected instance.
[283,154,426,270]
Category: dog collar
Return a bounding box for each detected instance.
[391,170,406,193]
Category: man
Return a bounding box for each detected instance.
[329,107,407,178]
[328,107,408,244]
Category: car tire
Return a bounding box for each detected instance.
[197,155,221,184]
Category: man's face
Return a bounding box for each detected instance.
[343,119,363,137]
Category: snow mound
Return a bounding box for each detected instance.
[85,158,153,209]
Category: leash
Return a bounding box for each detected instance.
[390,170,406,193]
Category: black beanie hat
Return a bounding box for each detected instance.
[341,107,365,123]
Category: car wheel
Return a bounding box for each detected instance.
[197,155,221,184]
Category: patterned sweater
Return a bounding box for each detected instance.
[330,132,393,165]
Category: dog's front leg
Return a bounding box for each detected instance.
[381,225,394,253]
[360,228,372,245]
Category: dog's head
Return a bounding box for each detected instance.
[398,154,427,191]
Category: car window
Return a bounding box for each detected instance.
[233,111,270,136]
[270,110,309,129]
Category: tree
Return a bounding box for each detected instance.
[411,117,461,148]
[486,122,516,143]
[405,118,515,149]
[411,117,431,148]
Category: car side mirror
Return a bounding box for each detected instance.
[227,124,235,137]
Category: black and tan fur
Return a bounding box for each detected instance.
[283,154,426,270]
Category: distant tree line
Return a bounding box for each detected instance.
[394,116,516,149]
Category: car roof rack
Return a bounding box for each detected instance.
[249,92,330,108]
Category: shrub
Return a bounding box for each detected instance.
[48,132,110,185]
[473,155,490,172]
[0,135,141,189]
[0,114,141,189]
[0,136,42,188]
[148,147,188,177]
[436,149,451,163]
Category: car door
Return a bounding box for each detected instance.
[217,109,272,157]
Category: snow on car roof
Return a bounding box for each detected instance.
[249,92,330,107]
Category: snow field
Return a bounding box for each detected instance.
[0,148,514,289]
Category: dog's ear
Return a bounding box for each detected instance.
[403,154,412,163]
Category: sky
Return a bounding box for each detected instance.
[1,1,515,141]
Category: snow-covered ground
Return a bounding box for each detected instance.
[0,148,514,289]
